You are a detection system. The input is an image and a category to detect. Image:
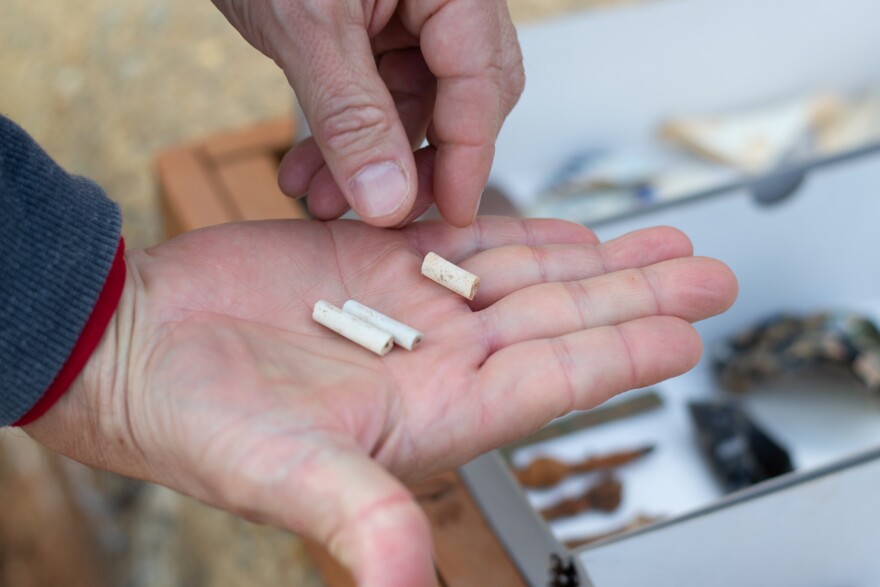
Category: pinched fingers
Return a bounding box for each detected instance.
[307,144,440,223]
[281,45,439,220]
[278,137,324,200]
[306,164,350,220]
[378,47,437,149]
[402,0,524,226]
[267,2,419,226]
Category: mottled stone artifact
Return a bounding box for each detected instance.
[689,400,793,492]
[714,311,880,394]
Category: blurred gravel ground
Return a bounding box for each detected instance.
[1,0,292,247]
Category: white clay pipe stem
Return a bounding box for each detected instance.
[421,252,480,300]
[312,300,394,356]
[342,300,424,351]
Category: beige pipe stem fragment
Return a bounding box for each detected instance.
[342,300,424,350]
[421,252,480,300]
[312,300,393,356]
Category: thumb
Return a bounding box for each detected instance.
[279,442,437,587]
[270,4,417,226]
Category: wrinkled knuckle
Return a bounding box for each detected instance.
[315,96,392,158]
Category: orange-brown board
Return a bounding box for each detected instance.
[156,116,306,236]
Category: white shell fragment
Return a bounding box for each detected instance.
[312,300,394,356]
[421,252,480,300]
[661,95,836,173]
[343,300,424,351]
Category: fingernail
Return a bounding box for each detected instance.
[350,162,409,219]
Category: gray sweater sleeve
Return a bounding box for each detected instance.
[0,115,122,425]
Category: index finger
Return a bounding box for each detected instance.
[402,0,523,226]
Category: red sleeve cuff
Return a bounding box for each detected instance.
[15,238,127,426]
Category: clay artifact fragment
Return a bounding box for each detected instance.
[342,300,423,350]
[421,252,480,300]
[515,445,655,489]
[312,300,394,356]
[540,475,622,521]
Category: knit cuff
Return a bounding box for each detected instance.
[1,115,123,425]
[15,238,126,426]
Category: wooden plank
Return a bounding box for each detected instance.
[214,152,308,222]
[156,146,239,237]
[302,540,452,587]
[202,117,297,163]
[413,472,528,587]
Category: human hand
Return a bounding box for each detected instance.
[211,0,524,227]
[25,217,736,586]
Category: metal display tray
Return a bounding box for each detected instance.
[472,0,880,581]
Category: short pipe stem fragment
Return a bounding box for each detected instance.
[342,300,423,350]
[312,300,394,356]
[421,252,480,300]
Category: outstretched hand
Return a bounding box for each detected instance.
[25,217,736,586]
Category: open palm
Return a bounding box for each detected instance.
[27,216,736,587]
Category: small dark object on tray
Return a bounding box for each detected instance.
[689,401,793,492]
[714,311,880,393]
[540,475,622,520]
[515,445,654,489]
[548,553,580,587]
